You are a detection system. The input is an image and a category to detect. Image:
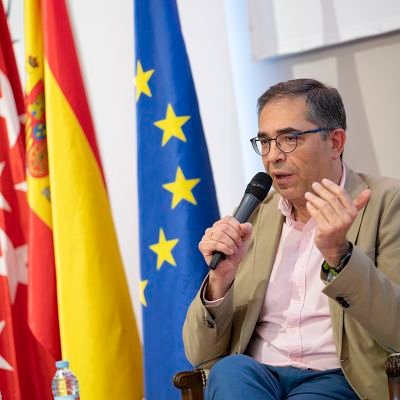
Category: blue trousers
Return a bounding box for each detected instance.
[205,354,359,400]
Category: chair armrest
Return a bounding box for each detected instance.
[173,369,206,400]
[386,353,400,400]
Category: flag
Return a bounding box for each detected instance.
[25,0,61,367]
[25,0,144,399]
[0,2,54,399]
[135,1,220,399]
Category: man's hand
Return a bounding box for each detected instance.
[199,216,252,300]
[305,178,371,266]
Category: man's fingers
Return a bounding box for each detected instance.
[200,218,253,259]
[311,179,370,218]
[213,215,241,230]
[311,182,344,217]
[304,191,335,223]
[353,189,371,211]
[320,178,353,209]
[205,240,237,256]
[208,216,242,242]
[306,200,330,229]
[240,222,253,241]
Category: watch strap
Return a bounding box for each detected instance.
[322,242,353,280]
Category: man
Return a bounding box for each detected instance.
[183,79,400,399]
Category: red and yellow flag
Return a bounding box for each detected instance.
[0,2,53,399]
[25,0,61,366]
[25,0,144,399]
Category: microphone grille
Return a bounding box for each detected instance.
[245,172,273,202]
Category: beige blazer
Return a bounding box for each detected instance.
[183,167,400,400]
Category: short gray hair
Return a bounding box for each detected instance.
[257,79,347,133]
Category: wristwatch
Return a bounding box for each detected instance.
[322,242,353,279]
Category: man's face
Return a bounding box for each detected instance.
[258,96,336,208]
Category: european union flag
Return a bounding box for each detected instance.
[134,1,219,398]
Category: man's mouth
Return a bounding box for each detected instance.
[273,172,292,179]
[272,172,294,183]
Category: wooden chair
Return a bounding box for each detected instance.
[386,353,400,400]
[173,369,206,400]
[174,353,400,400]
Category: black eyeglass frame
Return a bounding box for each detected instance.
[250,128,330,156]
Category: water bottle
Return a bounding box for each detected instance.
[51,360,80,400]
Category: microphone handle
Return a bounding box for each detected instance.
[233,194,261,223]
[209,194,260,270]
[209,252,226,270]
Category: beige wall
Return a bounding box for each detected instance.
[285,32,400,179]
[219,1,400,181]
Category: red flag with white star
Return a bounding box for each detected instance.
[0,2,55,399]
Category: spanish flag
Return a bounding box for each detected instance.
[25,0,61,369]
[25,0,143,399]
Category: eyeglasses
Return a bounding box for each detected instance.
[250,128,329,156]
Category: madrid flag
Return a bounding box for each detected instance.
[0,2,54,399]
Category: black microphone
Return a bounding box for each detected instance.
[209,172,273,270]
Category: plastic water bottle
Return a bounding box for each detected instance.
[51,360,80,400]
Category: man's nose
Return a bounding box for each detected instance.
[266,140,285,163]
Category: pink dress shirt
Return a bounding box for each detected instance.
[246,168,347,370]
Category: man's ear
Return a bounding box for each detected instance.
[330,129,346,160]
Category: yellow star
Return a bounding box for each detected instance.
[149,228,179,270]
[134,60,154,101]
[163,167,200,209]
[140,280,148,307]
[154,104,191,146]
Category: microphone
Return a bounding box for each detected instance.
[209,172,273,270]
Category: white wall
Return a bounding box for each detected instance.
[248,0,400,59]
[225,0,400,180]
[177,0,245,212]
[6,0,400,337]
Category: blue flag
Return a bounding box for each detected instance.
[134,1,220,398]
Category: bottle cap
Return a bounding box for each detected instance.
[55,360,69,369]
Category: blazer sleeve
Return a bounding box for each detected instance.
[322,185,400,352]
[183,276,235,368]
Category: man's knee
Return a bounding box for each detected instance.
[208,354,256,384]
[206,355,282,399]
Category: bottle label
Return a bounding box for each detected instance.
[54,396,79,400]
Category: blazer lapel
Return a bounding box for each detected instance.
[329,166,369,355]
[238,194,284,352]
[345,167,369,243]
